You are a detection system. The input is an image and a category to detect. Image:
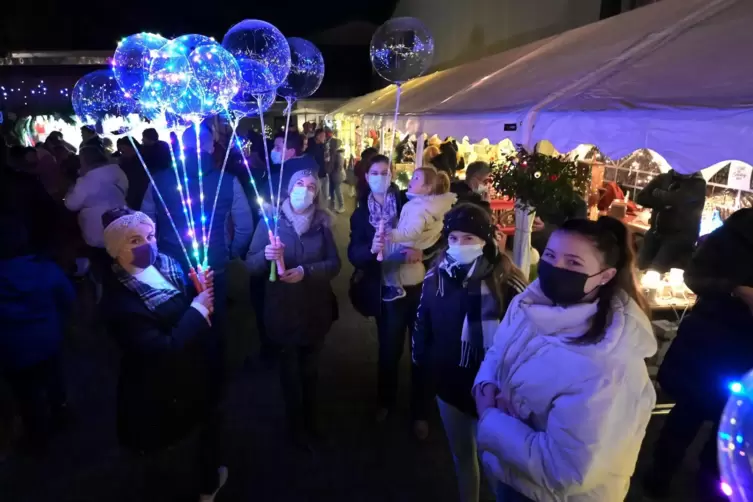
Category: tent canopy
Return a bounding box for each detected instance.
[334,0,753,174]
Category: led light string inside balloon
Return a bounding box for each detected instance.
[274,97,294,236]
[376,83,402,263]
[177,132,201,266]
[193,119,209,266]
[167,134,199,265]
[203,117,238,270]
[228,124,283,279]
[254,94,286,281]
[126,135,203,291]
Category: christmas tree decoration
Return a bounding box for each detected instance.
[490,147,591,276]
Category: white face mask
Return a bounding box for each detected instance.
[447,243,484,265]
[368,174,391,194]
[270,150,283,164]
[474,183,489,195]
[290,186,315,211]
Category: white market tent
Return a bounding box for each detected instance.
[333,0,753,175]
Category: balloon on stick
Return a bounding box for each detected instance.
[72,69,138,125]
[370,17,434,85]
[718,372,753,501]
[276,37,325,101]
[112,33,168,101]
[222,20,291,94]
[229,60,277,118]
[369,17,434,261]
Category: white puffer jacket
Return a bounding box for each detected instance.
[65,164,129,247]
[474,280,656,502]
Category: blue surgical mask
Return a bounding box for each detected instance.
[447,243,484,265]
[368,174,391,195]
[270,150,283,164]
[290,186,315,211]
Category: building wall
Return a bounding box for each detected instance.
[392,0,602,70]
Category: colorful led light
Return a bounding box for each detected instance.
[167,136,199,264]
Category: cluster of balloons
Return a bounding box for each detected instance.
[369,17,434,85]
[71,22,326,127]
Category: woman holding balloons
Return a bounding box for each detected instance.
[245,169,340,448]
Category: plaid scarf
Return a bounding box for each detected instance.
[368,190,398,232]
[112,253,185,312]
[438,255,502,368]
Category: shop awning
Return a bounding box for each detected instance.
[334,0,753,174]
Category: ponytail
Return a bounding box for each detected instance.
[559,216,649,345]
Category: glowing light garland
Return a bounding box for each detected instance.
[193,119,209,266]
[204,120,237,269]
[167,135,199,263]
[274,98,294,235]
[177,132,200,265]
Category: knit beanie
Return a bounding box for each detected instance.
[443,203,498,259]
[287,169,319,196]
[102,207,155,258]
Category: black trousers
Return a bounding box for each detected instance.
[375,284,429,420]
[638,230,695,272]
[279,344,322,431]
[3,354,66,442]
[650,398,719,485]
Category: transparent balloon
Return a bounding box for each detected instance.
[277,38,324,101]
[222,20,291,94]
[229,60,276,117]
[170,43,241,121]
[72,69,138,125]
[370,17,434,84]
[112,32,168,101]
[145,34,215,110]
[718,371,753,501]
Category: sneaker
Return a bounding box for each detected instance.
[413,420,429,441]
[199,466,228,502]
[382,286,406,302]
[336,207,346,214]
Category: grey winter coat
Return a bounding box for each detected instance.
[330,149,346,184]
[245,207,341,346]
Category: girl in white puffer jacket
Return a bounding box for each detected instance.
[473,217,656,502]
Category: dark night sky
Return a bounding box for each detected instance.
[1,1,397,50]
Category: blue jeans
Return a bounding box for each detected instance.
[329,178,344,210]
[437,397,480,502]
[496,483,535,502]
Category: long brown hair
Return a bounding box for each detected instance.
[558,216,650,345]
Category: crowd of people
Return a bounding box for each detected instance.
[0,122,752,502]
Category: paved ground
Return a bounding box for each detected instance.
[0,193,708,502]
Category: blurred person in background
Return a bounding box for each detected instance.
[117,137,149,211]
[328,138,346,214]
[0,216,75,452]
[451,161,492,213]
[644,207,753,501]
[635,169,706,272]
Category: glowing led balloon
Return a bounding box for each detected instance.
[171,43,241,121]
[72,69,138,125]
[222,20,291,94]
[277,38,324,100]
[229,59,277,117]
[370,17,434,84]
[112,33,168,100]
[146,35,215,110]
[718,370,753,501]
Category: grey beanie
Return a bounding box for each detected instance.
[287,169,319,196]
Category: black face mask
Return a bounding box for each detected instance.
[537,260,604,305]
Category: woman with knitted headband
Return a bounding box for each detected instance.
[246,169,341,449]
[99,207,227,502]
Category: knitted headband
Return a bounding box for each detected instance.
[288,169,319,195]
[103,211,155,258]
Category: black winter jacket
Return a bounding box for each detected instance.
[635,170,706,239]
[413,262,526,416]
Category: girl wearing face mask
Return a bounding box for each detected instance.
[347,155,443,439]
[99,208,227,502]
[245,170,341,448]
[473,216,656,502]
[413,203,526,502]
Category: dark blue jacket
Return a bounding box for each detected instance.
[143,150,254,275]
[0,256,75,371]
[413,263,525,416]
